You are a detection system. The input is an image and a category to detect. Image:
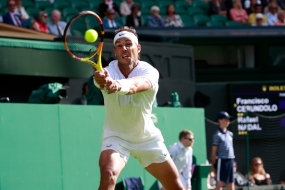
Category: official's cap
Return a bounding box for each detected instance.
[217,111,232,120]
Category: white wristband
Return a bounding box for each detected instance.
[116,79,130,95]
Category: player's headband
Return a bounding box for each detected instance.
[113,31,138,46]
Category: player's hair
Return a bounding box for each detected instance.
[179,130,194,140]
[114,26,138,39]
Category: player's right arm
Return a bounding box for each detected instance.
[93,69,107,88]
[94,71,154,94]
[103,65,159,95]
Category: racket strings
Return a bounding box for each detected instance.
[63,11,104,72]
[65,13,101,60]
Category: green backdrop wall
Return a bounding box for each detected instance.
[0,104,206,190]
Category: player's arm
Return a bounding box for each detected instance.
[105,67,158,94]
[118,76,152,94]
[100,76,152,94]
[93,69,110,89]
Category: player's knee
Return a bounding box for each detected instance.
[101,169,117,184]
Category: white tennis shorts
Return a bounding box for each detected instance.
[101,136,170,168]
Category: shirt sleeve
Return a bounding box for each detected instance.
[212,132,220,146]
[139,65,159,90]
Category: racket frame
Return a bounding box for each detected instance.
[63,11,104,72]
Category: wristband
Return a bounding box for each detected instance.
[116,79,130,95]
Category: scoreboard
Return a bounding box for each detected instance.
[229,83,285,134]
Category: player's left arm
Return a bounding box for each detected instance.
[124,76,152,94]
[105,67,159,95]
[104,76,153,94]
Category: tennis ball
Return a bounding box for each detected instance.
[84,29,98,43]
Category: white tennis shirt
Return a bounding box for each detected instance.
[101,60,163,143]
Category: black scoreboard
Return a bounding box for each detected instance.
[230,83,285,114]
[229,83,285,134]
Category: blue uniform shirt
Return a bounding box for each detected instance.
[213,128,235,159]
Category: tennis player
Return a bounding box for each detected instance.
[93,26,184,190]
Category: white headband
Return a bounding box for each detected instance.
[113,31,138,46]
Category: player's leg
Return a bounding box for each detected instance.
[145,159,185,190]
[98,149,125,190]
[99,137,130,190]
[133,137,184,189]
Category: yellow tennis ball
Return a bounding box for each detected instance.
[84,29,98,43]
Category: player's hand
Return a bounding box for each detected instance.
[93,68,109,89]
[105,79,120,94]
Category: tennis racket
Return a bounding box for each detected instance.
[63,11,104,72]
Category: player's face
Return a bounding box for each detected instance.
[114,37,141,67]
